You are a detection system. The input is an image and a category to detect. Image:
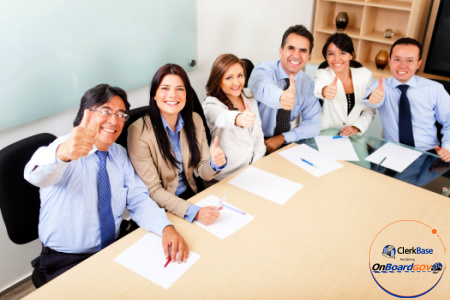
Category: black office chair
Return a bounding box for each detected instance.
[241,58,255,88]
[0,133,57,288]
[115,105,149,149]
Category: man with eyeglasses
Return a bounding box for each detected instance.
[24,84,189,283]
[363,37,450,162]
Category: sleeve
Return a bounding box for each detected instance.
[122,156,173,235]
[250,99,266,162]
[127,119,192,219]
[363,80,385,108]
[24,135,71,188]
[248,64,283,109]
[184,204,201,223]
[314,68,332,99]
[282,81,322,143]
[352,69,376,134]
[203,97,240,129]
[193,113,220,181]
[435,85,450,150]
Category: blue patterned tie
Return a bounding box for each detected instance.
[96,150,115,249]
[274,78,291,136]
[398,84,415,147]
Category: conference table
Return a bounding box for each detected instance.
[25,133,450,299]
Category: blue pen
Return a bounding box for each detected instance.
[300,157,319,168]
[332,135,344,139]
[222,204,247,215]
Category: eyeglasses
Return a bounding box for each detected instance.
[391,58,419,66]
[89,109,129,121]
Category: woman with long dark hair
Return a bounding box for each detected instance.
[203,54,265,181]
[127,64,226,225]
[314,33,375,136]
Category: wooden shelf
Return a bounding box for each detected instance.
[312,0,431,78]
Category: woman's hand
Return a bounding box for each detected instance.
[235,100,256,128]
[210,136,226,167]
[340,126,359,137]
[322,76,338,100]
[195,206,222,225]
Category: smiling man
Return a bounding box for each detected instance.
[363,38,450,162]
[24,84,188,283]
[248,25,321,154]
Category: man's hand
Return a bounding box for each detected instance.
[435,146,450,162]
[264,135,285,154]
[368,76,385,105]
[56,109,96,162]
[195,206,222,225]
[280,75,295,110]
[340,126,359,137]
[236,100,256,128]
[210,136,226,167]
[162,225,189,264]
[322,76,338,100]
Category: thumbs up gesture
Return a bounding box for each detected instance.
[280,75,296,110]
[57,109,97,162]
[368,76,385,105]
[210,136,226,167]
[322,76,338,100]
[236,100,256,128]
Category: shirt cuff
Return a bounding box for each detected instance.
[210,157,227,171]
[282,132,294,144]
[184,204,201,223]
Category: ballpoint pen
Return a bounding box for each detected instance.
[222,204,247,215]
[332,135,344,139]
[164,255,171,268]
[299,157,319,168]
[215,194,227,210]
[378,156,387,169]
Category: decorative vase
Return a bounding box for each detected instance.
[335,12,349,31]
[384,28,394,38]
[375,50,389,70]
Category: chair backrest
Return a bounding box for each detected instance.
[241,58,254,88]
[0,133,56,244]
[115,106,149,149]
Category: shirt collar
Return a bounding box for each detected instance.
[161,113,184,134]
[276,61,302,84]
[391,75,417,88]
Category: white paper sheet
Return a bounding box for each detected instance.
[315,136,359,161]
[114,233,200,289]
[194,195,254,239]
[365,142,422,173]
[228,166,303,205]
[278,144,344,177]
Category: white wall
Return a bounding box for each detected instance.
[0,0,314,291]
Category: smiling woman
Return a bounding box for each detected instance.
[127,64,226,226]
[314,33,375,136]
[203,54,265,181]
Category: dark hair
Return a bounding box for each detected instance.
[145,64,200,169]
[390,37,423,60]
[206,54,252,110]
[281,25,314,53]
[73,84,129,127]
[241,58,254,88]
[321,33,355,60]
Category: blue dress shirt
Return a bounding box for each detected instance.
[161,114,226,222]
[363,76,450,151]
[24,135,172,254]
[248,60,321,143]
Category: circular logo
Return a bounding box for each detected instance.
[369,220,446,298]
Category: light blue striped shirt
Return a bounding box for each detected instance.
[24,134,172,254]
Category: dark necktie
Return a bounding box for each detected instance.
[274,78,291,136]
[96,150,115,249]
[398,85,415,147]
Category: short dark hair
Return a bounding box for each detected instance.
[321,33,355,60]
[281,25,314,53]
[390,37,423,60]
[73,84,129,127]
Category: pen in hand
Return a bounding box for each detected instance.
[164,255,171,268]
[215,195,227,210]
